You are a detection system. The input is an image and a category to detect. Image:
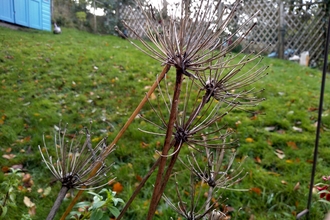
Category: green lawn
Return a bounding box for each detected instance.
[1,26,330,219]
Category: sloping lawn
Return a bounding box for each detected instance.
[1,26,330,219]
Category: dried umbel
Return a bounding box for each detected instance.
[114,0,268,219]
[39,127,115,190]
[120,0,258,76]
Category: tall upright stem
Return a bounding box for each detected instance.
[47,186,69,220]
[147,69,184,220]
[60,65,170,220]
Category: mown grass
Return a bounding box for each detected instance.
[1,26,330,219]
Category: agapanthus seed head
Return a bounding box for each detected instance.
[121,0,258,74]
[39,126,115,190]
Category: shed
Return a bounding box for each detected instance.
[0,0,51,31]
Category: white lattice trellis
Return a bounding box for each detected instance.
[119,0,328,64]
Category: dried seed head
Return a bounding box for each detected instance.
[39,126,115,190]
[122,0,258,74]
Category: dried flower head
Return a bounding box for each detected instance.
[38,126,115,190]
[197,51,268,107]
[119,0,258,77]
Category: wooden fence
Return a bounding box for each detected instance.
[119,0,329,65]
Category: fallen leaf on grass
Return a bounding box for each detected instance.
[308,107,318,112]
[274,149,285,159]
[254,156,262,163]
[287,141,299,150]
[113,182,123,193]
[292,126,303,132]
[293,182,300,191]
[140,142,149,148]
[265,126,276,132]
[1,166,9,172]
[23,196,35,208]
[250,187,262,195]
[281,180,287,185]
[245,137,254,143]
[268,172,281,176]
[2,154,16,160]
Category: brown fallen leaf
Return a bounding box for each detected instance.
[287,141,299,150]
[250,187,262,195]
[293,182,300,191]
[254,156,262,163]
[2,154,16,160]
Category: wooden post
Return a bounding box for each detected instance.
[278,0,285,59]
[93,0,96,33]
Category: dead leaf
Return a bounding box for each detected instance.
[113,182,123,193]
[140,142,149,148]
[246,137,254,143]
[136,175,142,182]
[293,182,300,191]
[267,139,273,146]
[287,141,299,150]
[265,126,276,132]
[281,180,287,185]
[150,93,156,100]
[268,172,281,176]
[274,149,285,159]
[1,166,9,173]
[308,107,318,112]
[250,187,262,195]
[28,206,36,216]
[254,156,262,163]
[23,196,35,208]
[22,173,31,183]
[292,126,303,132]
[277,129,286,134]
[2,154,16,160]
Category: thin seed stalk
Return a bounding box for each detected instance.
[147,69,184,220]
[60,65,170,220]
[154,140,183,208]
[47,186,69,220]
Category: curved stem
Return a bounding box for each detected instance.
[60,65,170,220]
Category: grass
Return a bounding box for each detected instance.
[1,26,330,219]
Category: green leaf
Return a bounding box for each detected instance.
[90,209,104,220]
[112,197,124,206]
[74,201,91,208]
[108,206,120,217]
[0,205,8,218]
[92,201,106,210]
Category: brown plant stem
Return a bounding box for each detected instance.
[154,141,183,208]
[60,65,170,220]
[47,186,69,220]
[147,69,184,220]
[117,158,161,220]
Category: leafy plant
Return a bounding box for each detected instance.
[69,188,124,220]
[0,168,22,218]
